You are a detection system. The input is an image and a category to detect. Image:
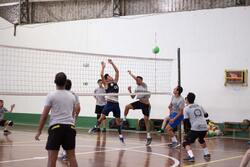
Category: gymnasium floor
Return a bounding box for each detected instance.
[0,125,248,167]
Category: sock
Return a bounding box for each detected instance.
[187,150,194,157]
[119,134,123,138]
[147,133,151,138]
[203,147,209,155]
[171,136,177,143]
[124,116,127,121]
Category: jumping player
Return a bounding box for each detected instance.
[124,70,152,146]
[89,59,124,143]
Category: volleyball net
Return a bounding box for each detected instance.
[0,45,174,96]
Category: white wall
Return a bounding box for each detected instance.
[0,7,250,122]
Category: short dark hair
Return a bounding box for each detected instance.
[54,72,67,87]
[136,76,143,81]
[186,92,196,104]
[177,86,183,95]
[65,79,72,90]
[97,79,102,83]
[104,74,109,80]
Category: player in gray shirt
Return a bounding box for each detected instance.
[124,70,152,146]
[183,92,210,162]
[93,79,107,132]
[35,72,78,167]
[0,99,15,135]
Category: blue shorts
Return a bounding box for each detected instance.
[168,112,184,129]
[102,101,121,118]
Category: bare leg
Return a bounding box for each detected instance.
[166,125,175,138]
[66,149,78,167]
[124,104,133,119]
[144,116,151,134]
[240,149,250,167]
[47,150,59,167]
[102,119,106,129]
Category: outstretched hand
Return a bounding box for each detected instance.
[108,59,113,64]
[10,104,15,109]
[127,70,132,75]
[101,61,106,68]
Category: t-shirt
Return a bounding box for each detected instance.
[170,95,185,114]
[44,90,76,127]
[94,87,106,106]
[135,83,150,102]
[184,104,208,131]
[0,107,8,120]
[70,91,80,105]
[105,82,119,102]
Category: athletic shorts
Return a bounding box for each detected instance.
[46,124,76,150]
[168,112,184,129]
[95,105,105,115]
[130,101,151,117]
[185,130,207,144]
[0,120,7,126]
[102,101,121,118]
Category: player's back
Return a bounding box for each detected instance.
[46,90,76,127]
[185,104,208,131]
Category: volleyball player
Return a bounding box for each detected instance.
[92,79,107,132]
[89,59,124,143]
[59,79,81,161]
[165,86,185,148]
[35,72,78,167]
[124,70,152,146]
[0,100,15,135]
[182,92,210,162]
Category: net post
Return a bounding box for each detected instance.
[177,48,182,144]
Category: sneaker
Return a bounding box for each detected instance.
[102,128,106,132]
[3,130,11,136]
[204,154,211,161]
[88,126,100,134]
[183,156,195,162]
[146,137,152,146]
[119,136,125,144]
[157,129,164,133]
[168,142,180,148]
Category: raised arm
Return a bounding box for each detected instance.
[108,59,119,83]
[100,61,107,86]
[9,104,15,112]
[127,70,137,81]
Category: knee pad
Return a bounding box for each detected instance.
[8,121,13,126]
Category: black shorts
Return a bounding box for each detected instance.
[184,130,207,145]
[95,105,105,115]
[130,101,151,117]
[46,124,76,150]
[102,101,121,118]
[0,120,7,126]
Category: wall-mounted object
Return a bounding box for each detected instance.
[225,69,248,86]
